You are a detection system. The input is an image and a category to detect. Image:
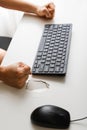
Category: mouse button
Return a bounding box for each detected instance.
[56,106,70,118]
[51,106,70,128]
[31,107,47,122]
[59,110,70,129]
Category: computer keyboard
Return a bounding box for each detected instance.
[32,24,72,75]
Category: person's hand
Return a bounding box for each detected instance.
[36,2,55,19]
[2,62,31,89]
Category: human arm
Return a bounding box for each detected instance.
[0,0,55,19]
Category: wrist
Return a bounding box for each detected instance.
[31,5,39,15]
[34,6,41,15]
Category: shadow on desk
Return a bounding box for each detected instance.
[32,74,66,84]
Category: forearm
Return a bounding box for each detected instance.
[0,66,5,81]
[0,0,39,14]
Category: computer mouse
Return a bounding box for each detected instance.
[31,105,70,129]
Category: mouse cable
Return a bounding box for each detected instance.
[71,116,87,122]
[26,79,49,89]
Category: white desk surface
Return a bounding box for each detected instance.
[1,0,87,130]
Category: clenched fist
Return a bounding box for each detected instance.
[1,62,31,89]
[36,2,55,19]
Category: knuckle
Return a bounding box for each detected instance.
[15,69,21,77]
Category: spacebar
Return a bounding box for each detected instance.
[38,37,46,51]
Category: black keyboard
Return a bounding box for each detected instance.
[32,24,72,75]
